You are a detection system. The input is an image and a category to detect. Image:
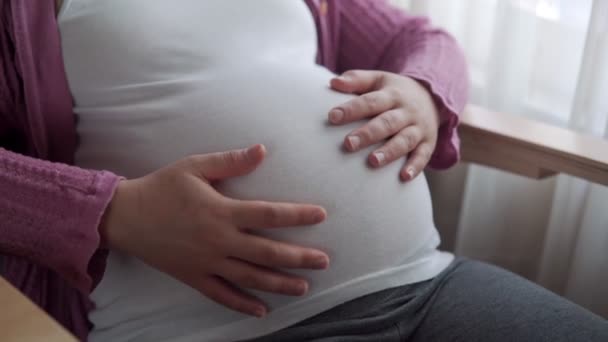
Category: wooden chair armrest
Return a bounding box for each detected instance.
[459,104,608,186]
[0,276,77,342]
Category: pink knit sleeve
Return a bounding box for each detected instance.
[332,0,469,169]
[0,148,120,293]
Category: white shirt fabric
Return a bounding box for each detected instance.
[58,1,453,341]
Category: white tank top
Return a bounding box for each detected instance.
[58,1,452,341]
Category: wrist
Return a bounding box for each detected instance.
[99,179,137,251]
[403,75,443,127]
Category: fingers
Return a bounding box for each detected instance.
[400,142,434,182]
[342,109,413,152]
[190,144,266,181]
[230,234,329,270]
[328,90,396,125]
[368,125,422,167]
[219,259,310,296]
[329,70,385,95]
[230,200,326,229]
[198,276,267,317]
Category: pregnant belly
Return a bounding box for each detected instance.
[77,63,438,320]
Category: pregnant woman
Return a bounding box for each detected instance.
[2,1,607,341]
[64,1,453,340]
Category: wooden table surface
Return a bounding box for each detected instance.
[0,276,76,342]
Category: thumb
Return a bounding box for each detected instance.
[329,70,384,95]
[191,144,266,181]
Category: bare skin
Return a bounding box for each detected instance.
[102,145,329,317]
[329,70,440,181]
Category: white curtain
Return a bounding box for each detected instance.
[392,0,608,317]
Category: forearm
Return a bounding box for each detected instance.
[0,148,120,293]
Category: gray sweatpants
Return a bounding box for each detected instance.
[246,258,608,342]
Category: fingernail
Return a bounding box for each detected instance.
[314,255,329,269]
[247,144,263,155]
[336,75,350,82]
[295,282,309,295]
[372,152,385,166]
[329,109,344,124]
[313,209,326,223]
[406,167,416,179]
[347,136,361,150]
[253,307,267,318]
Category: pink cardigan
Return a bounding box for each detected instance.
[0,0,468,339]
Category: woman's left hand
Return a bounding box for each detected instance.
[328,70,440,181]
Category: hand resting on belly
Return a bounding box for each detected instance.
[76,63,438,318]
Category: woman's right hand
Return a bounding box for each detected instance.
[99,144,329,317]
